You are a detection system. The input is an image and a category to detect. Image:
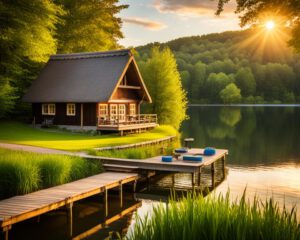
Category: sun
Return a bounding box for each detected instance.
[265,20,275,30]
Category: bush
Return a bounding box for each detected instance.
[128,192,300,240]
[0,148,102,199]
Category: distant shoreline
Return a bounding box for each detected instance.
[189,104,300,107]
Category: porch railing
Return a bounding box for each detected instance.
[98,114,158,126]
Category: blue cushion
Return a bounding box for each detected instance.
[162,156,173,162]
[174,148,188,153]
[183,155,203,162]
[204,147,216,156]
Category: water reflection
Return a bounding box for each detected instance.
[9,193,140,240]
[181,106,300,214]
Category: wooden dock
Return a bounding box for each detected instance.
[101,148,228,189]
[0,172,138,240]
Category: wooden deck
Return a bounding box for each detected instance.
[0,172,138,240]
[101,148,228,173]
[100,148,228,190]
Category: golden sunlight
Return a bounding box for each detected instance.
[265,20,275,30]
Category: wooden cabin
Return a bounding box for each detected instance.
[23,49,157,134]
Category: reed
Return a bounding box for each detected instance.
[127,191,300,240]
[0,148,102,199]
[91,142,179,159]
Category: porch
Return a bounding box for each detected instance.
[97,114,158,133]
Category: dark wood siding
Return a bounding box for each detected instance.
[83,103,97,126]
[32,103,96,126]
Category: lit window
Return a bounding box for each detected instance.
[129,103,136,116]
[42,104,56,115]
[110,104,118,120]
[119,104,126,122]
[99,104,108,118]
[66,103,76,116]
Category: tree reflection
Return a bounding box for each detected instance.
[181,106,300,166]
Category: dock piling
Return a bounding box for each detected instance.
[67,203,73,237]
[211,162,215,188]
[104,188,108,218]
[197,168,202,187]
[119,183,123,209]
[222,156,226,179]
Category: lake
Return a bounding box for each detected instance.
[9,106,300,239]
[181,106,300,211]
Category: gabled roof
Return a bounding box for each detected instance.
[23,49,151,103]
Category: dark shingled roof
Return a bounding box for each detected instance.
[23,49,132,102]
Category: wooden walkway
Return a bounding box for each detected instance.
[0,172,138,240]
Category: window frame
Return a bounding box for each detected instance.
[42,104,56,116]
[99,104,108,118]
[129,103,136,116]
[110,104,118,120]
[66,103,76,116]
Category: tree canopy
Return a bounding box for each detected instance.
[137,29,300,104]
[0,0,126,118]
[137,47,188,129]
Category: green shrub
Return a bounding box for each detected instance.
[0,148,102,199]
[128,192,300,240]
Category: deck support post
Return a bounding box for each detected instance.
[133,180,137,193]
[67,203,73,237]
[222,155,226,179]
[171,174,175,189]
[191,172,195,191]
[119,183,123,209]
[211,162,215,188]
[2,226,11,240]
[104,188,108,217]
[197,167,202,187]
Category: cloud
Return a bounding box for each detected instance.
[123,17,167,30]
[153,0,236,17]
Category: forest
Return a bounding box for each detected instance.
[136,29,300,104]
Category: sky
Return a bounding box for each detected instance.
[118,0,242,47]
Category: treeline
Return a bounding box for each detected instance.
[0,0,127,118]
[136,29,300,104]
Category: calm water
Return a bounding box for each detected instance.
[6,106,300,239]
[181,106,300,210]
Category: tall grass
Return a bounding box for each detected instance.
[128,191,300,240]
[91,143,178,159]
[0,148,102,199]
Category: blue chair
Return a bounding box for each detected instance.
[204,147,216,156]
[183,155,203,162]
[162,156,173,162]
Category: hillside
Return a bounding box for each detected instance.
[136,29,300,103]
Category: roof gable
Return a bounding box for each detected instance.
[23,50,135,103]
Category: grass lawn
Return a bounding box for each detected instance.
[0,121,177,151]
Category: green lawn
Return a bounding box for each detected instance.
[0,121,177,151]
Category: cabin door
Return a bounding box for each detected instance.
[118,104,126,122]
